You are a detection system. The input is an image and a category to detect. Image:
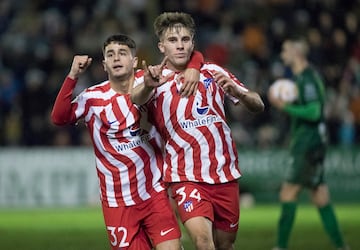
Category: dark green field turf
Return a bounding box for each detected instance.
[0,204,359,250]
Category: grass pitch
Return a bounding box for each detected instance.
[0,204,359,250]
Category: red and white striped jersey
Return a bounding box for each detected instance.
[135,63,247,184]
[52,77,164,207]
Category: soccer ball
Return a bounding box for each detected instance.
[268,78,298,103]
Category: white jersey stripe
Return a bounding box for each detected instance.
[95,157,118,207]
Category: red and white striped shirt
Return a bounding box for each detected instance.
[136,63,247,184]
[51,77,164,207]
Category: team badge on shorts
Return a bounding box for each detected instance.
[183,200,194,212]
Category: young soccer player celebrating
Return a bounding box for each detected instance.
[51,34,203,250]
[131,12,264,250]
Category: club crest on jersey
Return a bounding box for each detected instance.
[183,200,194,213]
[203,78,214,92]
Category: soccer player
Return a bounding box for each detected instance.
[131,12,264,250]
[51,34,203,250]
[268,38,349,250]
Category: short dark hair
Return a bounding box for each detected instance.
[153,12,196,41]
[102,34,136,56]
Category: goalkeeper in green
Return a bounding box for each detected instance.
[268,38,349,250]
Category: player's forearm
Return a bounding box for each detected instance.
[238,91,265,113]
[51,77,77,125]
[283,102,321,121]
[130,83,154,105]
[187,50,204,70]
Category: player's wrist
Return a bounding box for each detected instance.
[67,72,78,80]
[66,75,78,82]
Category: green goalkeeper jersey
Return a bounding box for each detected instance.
[283,66,326,152]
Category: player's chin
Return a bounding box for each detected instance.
[112,72,128,81]
[173,59,188,69]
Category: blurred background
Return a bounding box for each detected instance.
[0,0,359,207]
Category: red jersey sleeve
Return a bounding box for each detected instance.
[187,50,204,70]
[51,77,78,125]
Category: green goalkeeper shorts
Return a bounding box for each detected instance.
[286,145,326,189]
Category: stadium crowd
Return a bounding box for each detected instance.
[0,0,359,147]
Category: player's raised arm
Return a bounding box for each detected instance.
[51,55,92,125]
[131,57,173,105]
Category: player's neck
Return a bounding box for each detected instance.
[110,74,134,94]
[166,62,186,73]
[293,59,308,75]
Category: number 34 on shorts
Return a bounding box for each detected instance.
[174,186,201,213]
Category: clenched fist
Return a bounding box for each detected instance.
[68,55,92,79]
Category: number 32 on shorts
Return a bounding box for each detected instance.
[175,186,201,205]
[107,226,129,248]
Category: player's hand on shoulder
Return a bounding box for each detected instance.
[68,55,92,80]
[178,68,199,97]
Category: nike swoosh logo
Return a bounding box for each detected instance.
[230,222,239,228]
[108,120,117,125]
[160,228,175,236]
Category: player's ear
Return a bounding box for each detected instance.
[158,42,165,53]
[133,56,138,68]
[102,60,107,72]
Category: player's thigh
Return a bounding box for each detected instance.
[102,205,151,250]
[184,216,214,246]
[212,181,240,233]
[142,191,181,248]
[170,182,214,224]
